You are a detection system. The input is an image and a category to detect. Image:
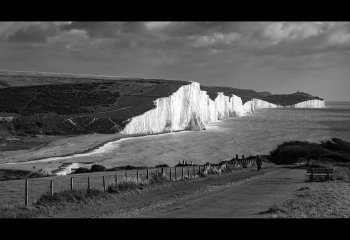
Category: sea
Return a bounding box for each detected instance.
[48,101,350,168]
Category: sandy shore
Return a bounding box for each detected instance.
[0,134,124,163]
[0,133,129,173]
[0,130,190,175]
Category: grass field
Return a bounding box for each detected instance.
[262,181,350,218]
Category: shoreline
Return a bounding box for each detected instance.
[1,124,222,166]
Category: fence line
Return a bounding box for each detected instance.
[0,155,259,206]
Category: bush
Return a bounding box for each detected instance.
[155,164,169,168]
[73,167,90,174]
[321,138,350,154]
[201,165,222,176]
[270,144,309,164]
[108,179,141,193]
[269,139,350,165]
[35,189,105,207]
[320,153,350,162]
[270,140,326,164]
[149,172,168,184]
[90,164,106,172]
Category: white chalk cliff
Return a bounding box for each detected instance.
[121,82,253,135]
[120,82,325,135]
[289,99,325,108]
[253,98,325,109]
[253,99,282,108]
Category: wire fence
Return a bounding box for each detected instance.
[0,155,259,206]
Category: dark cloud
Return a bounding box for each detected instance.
[6,23,59,43]
[0,22,349,101]
[60,22,146,38]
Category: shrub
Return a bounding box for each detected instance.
[320,153,350,162]
[35,189,105,207]
[270,140,327,164]
[201,165,222,176]
[73,167,90,174]
[149,172,168,184]
[222,164,234,172]
[155,164,169,168]
[90,164,106,172]
[321,138,350,154]
[270,144,309,164]
[108,179,141,193]
[269,139,350,165]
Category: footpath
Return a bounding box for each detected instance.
[141,166,306,218]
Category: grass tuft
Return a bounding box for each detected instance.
[35,189,106,207]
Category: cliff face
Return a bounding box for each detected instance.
[253,98,325,109]
[120,82,326,135]
[291,99,325,108]
[121,82,253,135]
[253,99,282,108]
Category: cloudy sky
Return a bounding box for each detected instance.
[0,22,349,101]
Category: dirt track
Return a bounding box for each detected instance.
[34,165,306,218]
[144,166,306,218]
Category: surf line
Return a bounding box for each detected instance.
[3,127,213,165]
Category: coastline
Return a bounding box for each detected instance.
[4,129,199,165]
[0,119,231,168]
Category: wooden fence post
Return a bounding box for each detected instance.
[327,169,330,181]
[170,168,172,181]
[25,178,29,207]
[103,176,106,191]
[88,177,91,190]
[70,177,74,191]
[125,172,128,181]
[137,170,139,182]
[50,180,54,196]
[174,167,177,181]
[146,170,149,182]
[187,166,190,178]
[182,167,184,179]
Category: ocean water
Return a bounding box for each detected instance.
[38,101,350,168]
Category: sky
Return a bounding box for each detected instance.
[0,22,349,101]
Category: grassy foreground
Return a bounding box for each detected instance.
[262,181,350,218]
